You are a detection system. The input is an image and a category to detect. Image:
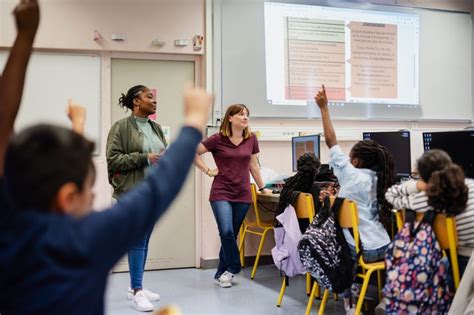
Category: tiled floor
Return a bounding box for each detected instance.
[105,265,346,315]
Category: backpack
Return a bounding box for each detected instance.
[383,210,454,314]
[297,196,355,293]
[271,203,307,277]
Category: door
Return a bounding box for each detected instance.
[110,58,196,271]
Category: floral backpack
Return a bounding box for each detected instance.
[383,210,454,314]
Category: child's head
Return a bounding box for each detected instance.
[118,85,156,116]
[417,149,468,214]
[350,140,396,220]
[220,104,250,138]
[4,124,95,217]
[276,152,321,215]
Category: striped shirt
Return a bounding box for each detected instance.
[385,179,474,256]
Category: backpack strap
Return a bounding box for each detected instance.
[405,209,416,234]
[330,197,345,216]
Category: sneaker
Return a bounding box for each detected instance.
[127,288,160,301]
[344,306,355,315]
[132,291,154,312]
[215,271,233,288]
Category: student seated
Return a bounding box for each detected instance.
[385,149,472,276]
[314,85,397,314]
[0,2,213,313]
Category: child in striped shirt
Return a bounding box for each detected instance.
[385,149,472,276]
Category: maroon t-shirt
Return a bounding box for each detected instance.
[202,132,260,203]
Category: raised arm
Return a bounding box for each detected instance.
[66,99,86,135]
[314,85,337,148]
[79,85,213,269]
[0,0,40,175]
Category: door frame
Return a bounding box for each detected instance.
[104,52,204,268]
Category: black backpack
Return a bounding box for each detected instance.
[297,196,355,293]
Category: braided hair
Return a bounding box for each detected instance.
[276,152,321,216]
[350,140,396,229]
[118,85,147,111]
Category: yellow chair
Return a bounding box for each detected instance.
[395,209,460,289]
[276,192,315,307]
[238,183,274,279]
[306,197,384,315]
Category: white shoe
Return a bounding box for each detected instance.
[127,288,160,301]
[214,271,233,288]
[132,291,154,312]
[345,306,355,315]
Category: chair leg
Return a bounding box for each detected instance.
[238,226,247,268]
[277,276,286,307]
[306,273,311,296]
[305,282,319,315]
[355,268,376,315]
[377,269,382,302]
[318,289,329,315]
[251,228,269,279]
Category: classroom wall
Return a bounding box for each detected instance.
[0,0,205,55]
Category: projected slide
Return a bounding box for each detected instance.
[265,3,419,107]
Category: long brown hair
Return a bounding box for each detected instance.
[219,104,251,139]
[418,150,468,215]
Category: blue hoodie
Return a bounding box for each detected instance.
[0,126,201,315]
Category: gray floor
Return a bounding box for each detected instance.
[105,265,346,315]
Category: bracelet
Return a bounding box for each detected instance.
[258,186,265,192]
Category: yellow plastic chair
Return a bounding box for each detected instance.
[395,209,460,289]
[306,197,384,315]
[276,192,315,307]
[238,183,274,279]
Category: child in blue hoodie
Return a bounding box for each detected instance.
[0,2,213,314]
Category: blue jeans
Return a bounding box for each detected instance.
[210,200,250,279]
[343,244,388,299]
[128,230,152,290]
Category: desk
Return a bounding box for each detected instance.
[256,192,280,203]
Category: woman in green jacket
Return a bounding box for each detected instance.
[106,85,167,312]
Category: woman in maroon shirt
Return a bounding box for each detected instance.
[194,104,270,288]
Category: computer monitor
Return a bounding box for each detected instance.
[362,131,411,179]
[292,134,320,172]
[422,130,474,178]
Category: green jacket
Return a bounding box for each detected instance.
[106,114,167,198]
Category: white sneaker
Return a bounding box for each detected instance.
[345,306,355,315]
[132,291,154,312]
[127,288,160,301]
[214,271,233,288]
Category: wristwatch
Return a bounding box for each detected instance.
[258,187,265,192]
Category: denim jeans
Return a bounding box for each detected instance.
[128,230,152,290]
[210,200,250,279]
[343,244,388,299]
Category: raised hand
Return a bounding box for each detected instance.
[66,99,86,135]
[14,0,40,38]
[183,84,213,131]
[315,85,328,109]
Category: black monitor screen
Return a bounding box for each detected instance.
[423,130,474,179]
[363,131,411,178]
[292,135,320,172]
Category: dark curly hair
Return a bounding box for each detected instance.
[350,140,396,229]
[418,150,468,215]
[276,152,321,216]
